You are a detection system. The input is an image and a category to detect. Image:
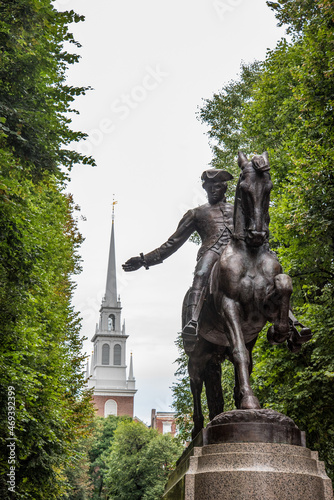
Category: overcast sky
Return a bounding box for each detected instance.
[56,0,287,424]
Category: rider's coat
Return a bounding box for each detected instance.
[143,200,234,265]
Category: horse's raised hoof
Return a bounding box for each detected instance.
[287,324,312,353]
[290,325,312,345]
[240,394,261,410]
[267,325,289,345]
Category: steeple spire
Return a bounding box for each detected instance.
[128,352,135,381]
[105,198,118,306]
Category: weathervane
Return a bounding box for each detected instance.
[112,195,118,222]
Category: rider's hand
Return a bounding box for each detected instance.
[122,256,143,272]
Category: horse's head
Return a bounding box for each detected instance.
[235,151,273,247]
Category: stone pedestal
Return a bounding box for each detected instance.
[163,410,333,500]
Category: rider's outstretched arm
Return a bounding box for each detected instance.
[122,209,196,272]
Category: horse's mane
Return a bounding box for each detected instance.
[232,173,245,240]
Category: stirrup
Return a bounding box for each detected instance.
[182,321,198,353]
[182,320,198,336]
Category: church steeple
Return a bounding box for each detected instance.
[87,199,136,419]
[105,200,118,307]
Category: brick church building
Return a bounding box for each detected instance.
[86,205,136,417]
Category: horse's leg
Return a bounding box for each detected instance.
[233,365,241,409]
[266,274,293,344]
[247,338,256,374]
[203,354,225,421]
[233,338,257,409]
[220,296,260,409]
[188,354,205,439]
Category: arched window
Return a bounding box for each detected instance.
[104,399,117,417]
[108,314,115,331]
[102,343,110,365]
[114,344,121,365]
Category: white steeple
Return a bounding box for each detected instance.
[104,201,118,307]
[87,200,136,417]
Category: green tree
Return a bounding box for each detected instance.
[0,171,95,499]
[174,0,334,479]
[0,0,95,179]
[248,1,334,478]
[62,431,95,500]
[61,416,129,500]
[196,0,334,480]
[198,61,261,173]
[104,420,183,500]
[87,416,132,499]
[0,1,96,498]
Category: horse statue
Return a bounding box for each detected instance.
[182,151,312,439]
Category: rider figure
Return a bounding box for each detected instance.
[122,168,234,339]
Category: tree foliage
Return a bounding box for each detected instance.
[173,0,334,478]
[104,420,183,500]
[0,0,95,179]
[87,415,132,500]
[0,166,95,499]
[60,416,132,500]
[62,416,183,500]
[0,1,96,498]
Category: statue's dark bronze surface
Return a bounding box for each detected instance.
[123,168,234,337]
[123,151,312,439]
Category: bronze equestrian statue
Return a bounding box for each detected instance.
[122,167,234,347]
[123,151,311,439]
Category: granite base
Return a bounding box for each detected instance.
[163,410,333,500]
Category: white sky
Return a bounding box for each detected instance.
[57,0,286,425]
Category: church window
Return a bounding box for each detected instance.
[102,343,110,365]
[114,344,121,365]
[108,314,115,331]
[104,399,117,417]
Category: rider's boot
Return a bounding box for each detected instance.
[182,290,201,352]
[182,322,198,353]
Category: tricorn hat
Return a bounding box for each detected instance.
[201,169,233,186]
